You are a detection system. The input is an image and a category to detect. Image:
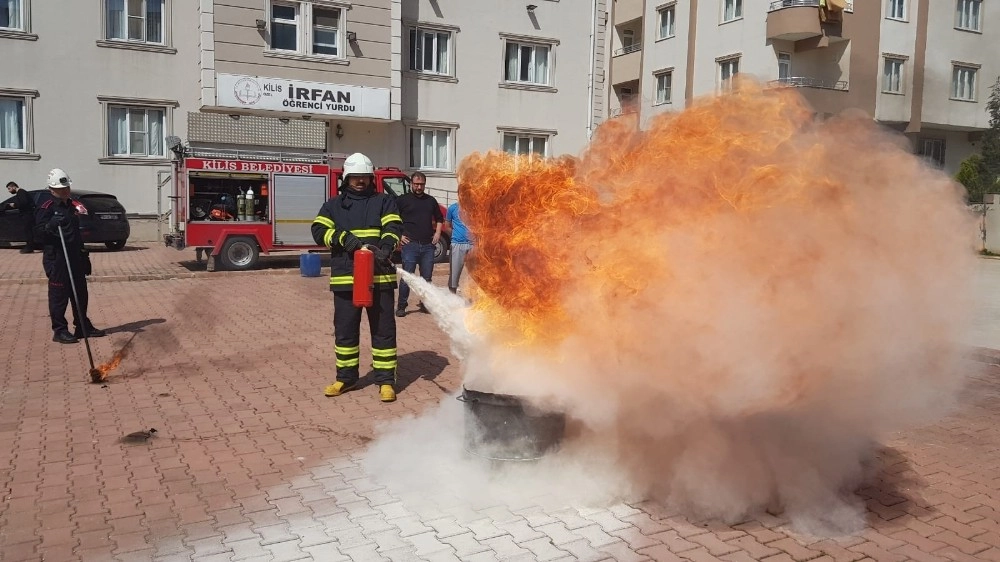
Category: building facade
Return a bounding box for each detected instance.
[608,0,998,176]
[0,0,201,226]
[1,0,608,239]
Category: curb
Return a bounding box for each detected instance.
[0,267,309,285]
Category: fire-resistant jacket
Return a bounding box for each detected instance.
[311,187,402,291]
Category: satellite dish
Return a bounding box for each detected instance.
[165,136,183,151]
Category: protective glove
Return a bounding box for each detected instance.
[340,232,363,252]
[375,245,393,264]
[47,211,73,235]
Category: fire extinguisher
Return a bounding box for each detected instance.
[353,246,375,307]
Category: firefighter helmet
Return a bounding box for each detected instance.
[343,153,374,177]
[47,168,72,189]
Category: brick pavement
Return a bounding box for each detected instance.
[1,248,999,561]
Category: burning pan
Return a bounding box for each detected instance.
[457,387,566,462]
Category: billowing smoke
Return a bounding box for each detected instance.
[365,81,978,533]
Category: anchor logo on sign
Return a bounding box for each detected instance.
[233,78,263,106]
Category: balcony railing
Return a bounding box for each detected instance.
[613,43,642,57]
[769,77,848,90]
[768,0,853,12]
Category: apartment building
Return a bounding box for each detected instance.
[1,0,607,234]
[199,0,609,200]
[0,0,201,223]
[608,0,998,175]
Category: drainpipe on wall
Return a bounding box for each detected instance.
[587,0,599,139]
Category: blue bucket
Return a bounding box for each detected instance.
[300,253,321,277]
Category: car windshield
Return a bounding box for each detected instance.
[382,177,411,197]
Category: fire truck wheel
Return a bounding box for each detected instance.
[220,236,260,271]
[105,240,127,250]
[433,236,450,264]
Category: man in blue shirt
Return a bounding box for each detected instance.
[445,201,473,294]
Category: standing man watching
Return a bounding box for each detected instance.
[35,169,106,344]
[311,153,403,403]
[445,201,473,294]
[6,181,37,253]
[395,171,444,317]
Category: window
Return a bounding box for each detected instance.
[623,29,635,49]
[312,6,340,56]
[887,0,905,19]
[723,0,742,21]
[409,26,451,75]
[657,5,675,39]
[504,40,551,85]
[778,52,791,80]
[655,72,672,104]
[955,0,982,31]
[882,58,904,93]
[409,127,451,171]
[107,105,166,157]
[268,1,345,58]
[271,3,299,51]
[719,58,739,90]
[1,0,23,30]
[0,96,26,151]
[503,134,548,159]
[106,0,164,43]
[952,65,977,100]
[919,139,945,169]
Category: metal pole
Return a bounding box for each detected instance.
[57,225,97,373]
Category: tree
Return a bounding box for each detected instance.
[957,154,987,203]
[980,77,1000,189]
[957,77,1000,202]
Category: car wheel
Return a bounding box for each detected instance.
[105,240,127,250]
[434,236,450,264]
[220,236,260,271]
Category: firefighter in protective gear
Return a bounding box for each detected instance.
[35,169,106,344]
[312,153,403,402]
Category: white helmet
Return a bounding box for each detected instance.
[342,152,374,177]
[47,168,72,189]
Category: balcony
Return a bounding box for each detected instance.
[768,77,855,115]
[766,0,851,43]
[611,46,641,85]
[614,0,643,24]
[769,77,847,90]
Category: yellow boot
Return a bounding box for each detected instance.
[379,384,396,402]
[324,381,356,397]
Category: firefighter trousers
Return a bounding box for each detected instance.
[332,288,397,386]
[43,257,89,333]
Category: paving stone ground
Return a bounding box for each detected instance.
[1,245,999,562]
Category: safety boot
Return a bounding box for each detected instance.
[379,384,396,402]
[52,330,78,344]
[323,381,356,397]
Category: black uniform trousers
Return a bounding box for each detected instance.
[43,253,89,333]
[22,214,36,250]
[332,288,397,385]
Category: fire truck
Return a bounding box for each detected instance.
[163,147,450,271]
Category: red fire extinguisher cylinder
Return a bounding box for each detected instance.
[353,246,375,307]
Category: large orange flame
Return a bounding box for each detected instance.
[457,80,968,350]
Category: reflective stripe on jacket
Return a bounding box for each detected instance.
[310,189,402,292]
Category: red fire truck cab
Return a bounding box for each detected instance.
[164,149,448,271]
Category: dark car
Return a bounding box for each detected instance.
[0,189,130,250]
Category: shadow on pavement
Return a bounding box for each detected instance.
[861,446,934,532]
[103,318,167,335]
[396,350,451,393]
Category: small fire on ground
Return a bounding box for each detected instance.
[91,333,138,383]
